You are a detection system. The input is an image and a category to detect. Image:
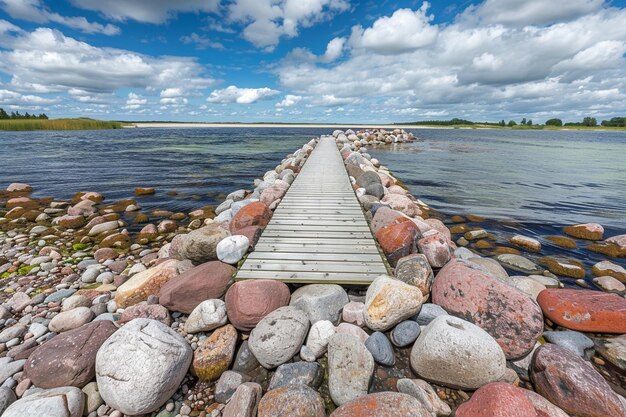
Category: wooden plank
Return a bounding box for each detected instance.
[246,251,383,262]
[235,270,382,282]
[240,262,387,274]
[253,244,380,253]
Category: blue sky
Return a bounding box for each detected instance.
[0,0,625,123]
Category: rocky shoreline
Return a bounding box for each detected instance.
[0,128,625,417]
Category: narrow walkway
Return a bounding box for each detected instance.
[235,136,388,284]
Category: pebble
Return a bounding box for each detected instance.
[543,330,594,359]
[413,303,448,326]
[304,320,336,359]
[48,307,95,333]
[391,320,420,347]
[268,362,322,390]
[364,331,395,366]
[215,371,251,404]
[397,379,451,417]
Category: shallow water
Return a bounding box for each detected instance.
[1,127,625,281]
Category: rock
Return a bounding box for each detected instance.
[464,256,509,281]
[118,304,171,326]
[543,330,594,359]
[432,260,544,359]
[230,202,272,233]
[0,358,25,385]
[268,362,322,390]
[509,276,547,301]
[397,379,451,417]
[289,284,349,325]
[184,299,227,333]
[592,260,626,282]
[371,207,408,234]
[48,307,95,333]
[563,223,604,240]
[215,370,251,403]
[594,335,626,371]
[24,321,116,389]
[225,279,291,331]
[258,384,325,417]
[540,256,585,279]
[6,182,32,193]
[342,301,365,327]
[134,187,155,196]
[217,235,249,264]
[531,344,626,417]
[455,382,538,417]
[2,386,84,417]
[328,333,374,406]
[232,341,261,374]
[495,254,543,274]
[62,294,92,311]
[0,325,27,343]
[192,324,238,381]
[330,392,431,417]
[414,303,448,325]
[335,322,369,343]
[537,288,626,333]
[381,194,420,217]
[115,259,179,308]
[175,225,230,264]
[0,387,17,414]
[54,215,86,229]
[523,390,569,417]
[375,221,420,266]
[249,306,309,369]
[594,276,625,293]
[364,275,424,332]
[232,225,263,249]
[410,315,506,389]
[304,320,336,358]
[417,232,452,268]
[222,382,262,417]
[528,274,560,288]
[394,254,434,296]
[88,220,119,236]
[159,261,234,314]
[391,320,421,347]
[81,381,103,415]
[356,171,384,198]
[95,318,192,415]
[510,235,542,252]
[364,331,395,366]
[260,185,288,206]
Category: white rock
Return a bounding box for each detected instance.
[88,221,119,236]
[95,318,192,415]
[2,386,84,417]
[184,299,228,334]
[216,235,250,264]
[48,307,94,333]
[328,333,374,406]
[214,209,233,223]
[410,315,506,389]
[304,320,336,358]
[364,276,424,332]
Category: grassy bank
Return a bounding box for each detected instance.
[402,123,626,131]
[0,118,125,131]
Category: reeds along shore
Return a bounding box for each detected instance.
[0,118,124,131]
[0,128,625,417]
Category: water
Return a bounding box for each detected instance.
[1,127,625,280]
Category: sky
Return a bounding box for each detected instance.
[0,0,625,123]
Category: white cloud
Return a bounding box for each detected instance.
[349,4,438,54]
[124,92,146,109]
[207,85,279,104]
[0,0,120,35]
[180,32,224,50]
[321,37,345,63]
[0,88,55,106]
[276,94,302,107]
[228,0,350,50]
[69,0,220,24]
[160,88,184,98]
[0,28,215,94]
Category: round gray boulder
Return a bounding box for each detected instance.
[289,284,349,325]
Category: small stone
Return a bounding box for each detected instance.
[289,284,349,325]
[364,275,424,332]
[391,320,420,347]
[543,330,594,359]
[330,392,431,417]
[364,332,394,366]
[184,299,227,334]
[118,304,171,326]
[594,276,626,293]
[495,254,543,274]
[214,371,251,404]
[257,384,325,417]
[592,260,626,282]
[341,301,365,327]
[222,382,262,417]
[413,303,448,326]
[541,256,586,279]
[81,382,103,415]
[328,333,374,406]
[563,223,604,241]
[304,320,336,358]
[268,362,322,390]
[455,382,538,417]
[335,322,369,343]
[2,386,84,417]
[417,232,452,268]
[397,379,451,417]
[394,254,434,296]
[192,324,238,381]
[594,335,626,371]
[375,221,420,267]
[509,276,547,301]
[0,386,17,414]
[48,307,95,333]
[232,341,261,374]
[510,235,542,252]
[115,259,180,308]
[225,279,291,331]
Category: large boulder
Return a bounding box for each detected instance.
[417,232,453,268]
[192,324,238,381]
[230,201,272,233]
[24,321,117,389]
[531,344,626,417]
[455,382,539,417]
[375,221,420,266]
[432,260,544,359]
[371,207,408,234]
[115,259,180,308]
[248,306,309,369]
[364,276,424,332]
[159,261,235,314]
[381,194,420,217]
[289,284,349,325]
[410,315,506,390]
[95,318,192,415]
[537,288,626,333]
[328,333,374,406]
[174,224,230,264]
[394,254,434,296]
[1,386,84,417]
[356,171,384,199]
[257,385,326,417]
[330,392,430,417]
[225,279,291,331]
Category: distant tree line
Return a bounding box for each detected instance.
[0,108,48,120]
[406,116,625,128]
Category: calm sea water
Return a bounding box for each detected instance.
[1,127,625,278]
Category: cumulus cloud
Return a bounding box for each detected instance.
[180,32,224,50]
[276,94,302,107]
[124,92,146,109]
[0,0,120,35]
[207,85,279,104]
[228,0,349,50]
[321,37,345,63]
[0,27,215,94]
[0,88,55,105]
[349,4,438,54]
[69,0,220,24]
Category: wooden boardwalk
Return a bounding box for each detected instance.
[235,136,388,284]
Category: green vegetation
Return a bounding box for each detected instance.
[0,108,48,120]
[601,117,626,127]
[403,116,626,130]
[545,118,563,126]
[0,118,125,131]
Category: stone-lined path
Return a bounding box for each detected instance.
[236,136,388,284]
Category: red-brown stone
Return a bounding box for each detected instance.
[233,226,263,249]
[6,197,38,210]
[225,279,290,331]
[119,304,171,326]
[230,202,272,234]
[375,221,419,266]
[417,232,452,268]
[455,383,538,417]
[371,207,409,234]
[431,260,544,359]
[330,392,431,417]
[531,344,626,417]
[537,288,626,333]
[159,261,235,314]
